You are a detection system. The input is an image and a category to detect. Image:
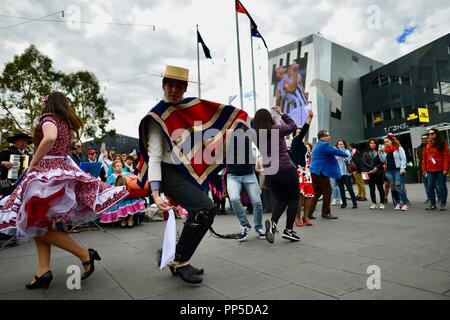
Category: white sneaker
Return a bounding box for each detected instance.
[401,204,409,211]
[379,203,385,210]
[394,204,401,211]
[331,199,336,206]
[369,203,377,210]
[238,226,250,242]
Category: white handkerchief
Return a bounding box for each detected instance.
[159,194,176,269]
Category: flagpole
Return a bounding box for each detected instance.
[235,9,244,109]
[196,25,201,98]
[250,31,257,115]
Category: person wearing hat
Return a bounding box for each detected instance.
[308,129,349,220]
[0,132,33,183]
[138,65,251,284]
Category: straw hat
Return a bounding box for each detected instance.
[163,65,189,82]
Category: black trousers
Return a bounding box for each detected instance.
[160,163,216,263]
[368,172,385,204]
[266,166,299,230]
[336,175,357,206]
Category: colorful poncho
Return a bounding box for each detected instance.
[137,98,252,191]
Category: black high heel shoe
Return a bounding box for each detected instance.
[26,270,53,289]
[81,248,101,280]
[169,265,204,276]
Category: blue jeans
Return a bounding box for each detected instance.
[427,172,448,206]
[227,173,263,231]
[385,170,409,205]
[330,178,341,200]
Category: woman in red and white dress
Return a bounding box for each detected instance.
[0,92,128,289]
[295,142,315,227]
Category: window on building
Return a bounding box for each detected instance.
[390,76,400,85]
[373,111,382,126]
[279,58,283,67]
[403,106,414,119]
[443,101,450,113]
[427,101,439,114]
[338,78,344,96]
[352,55,359,63]
[380,74,389,87]
[371,75,380,88]
[383,109,392,121]
[271,64,277,84]
[286,52,290,67]
[392,107,403,119]
[400,72,411,85]
[441,82,450,96]
[365,113,373,128]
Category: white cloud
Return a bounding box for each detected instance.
[0,0,449,139]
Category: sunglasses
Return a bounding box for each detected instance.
[428,132,436,135]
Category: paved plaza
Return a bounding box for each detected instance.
[1,183,449,300]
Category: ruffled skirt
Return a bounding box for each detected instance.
[99,198,145,223]
[0,156,129,239]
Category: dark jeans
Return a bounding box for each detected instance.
[309,173,332,216]
[266,166,299,230]
[368,172,385,204]
[427,171,448,206]
[161,163,216,263]
[336,175,357,206]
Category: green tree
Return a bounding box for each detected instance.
[0,45,114,141]
[61,71,114,139]
[0,45,57,135]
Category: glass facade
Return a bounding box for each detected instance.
[360,33,450,140]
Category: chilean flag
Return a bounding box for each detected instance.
[235,0,268,50]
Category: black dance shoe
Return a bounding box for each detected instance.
[169,265,204,276]
[81,248,101,280]
[26,270,53,289]
[174,264,203,284]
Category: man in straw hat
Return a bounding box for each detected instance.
[138,65,252,284]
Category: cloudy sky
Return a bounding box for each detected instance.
[1,0,449,139]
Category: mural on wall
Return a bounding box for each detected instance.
[273,41,310,127]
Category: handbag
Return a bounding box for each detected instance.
[347,161,357,173]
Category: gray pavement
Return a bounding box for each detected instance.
[1,183,450,300]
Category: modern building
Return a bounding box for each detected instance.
[268,33,383,144]
[361,33,450,164]
[83,132,139,155]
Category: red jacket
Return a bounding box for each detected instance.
[422,141,449,173]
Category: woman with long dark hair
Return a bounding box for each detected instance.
[362,138,385,210]
[423,128,449,211]
[254,106,300,243]
[0,92,128,289]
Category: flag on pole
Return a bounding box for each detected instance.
[251,23,268,50]
[235,0,268,50]
[197,30,212,59]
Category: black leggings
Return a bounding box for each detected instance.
[336,175,357,206]
[368,172,385,204]
[267,166,299,230]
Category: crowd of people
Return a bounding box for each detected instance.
[0,64,449,289]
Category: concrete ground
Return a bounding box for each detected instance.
[0,183,449,300]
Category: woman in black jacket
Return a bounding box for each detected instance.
[362,138,385,210]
